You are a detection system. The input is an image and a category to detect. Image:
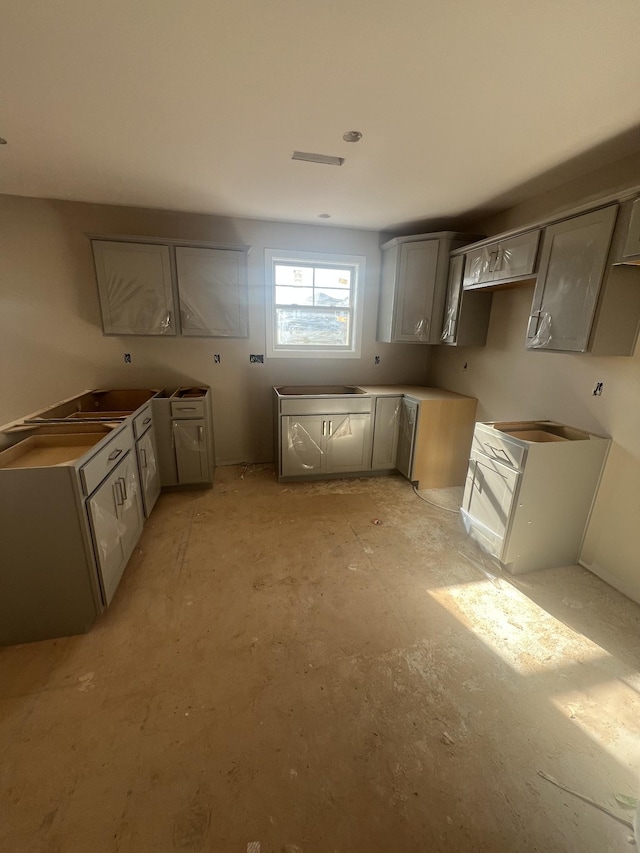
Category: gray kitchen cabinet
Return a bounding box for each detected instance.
[175,245,248,337]
[463,230,540,289]
[622,197,640,260]
[280,413,372,477]
[526,205,618,352]
[87,449,144,605]
[441,253,493,346]
[461,421,610,574]
[173,419,211,483]
[371,396,402,470]
[396,398,418,479]
[377,232,478,344]
[136,422,161,517]
[92,240,176,335]
[152,387,215,487]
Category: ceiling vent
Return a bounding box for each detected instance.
[292,151,345,166]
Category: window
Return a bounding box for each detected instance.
[265,249,366,358]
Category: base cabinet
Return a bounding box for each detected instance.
[87,450,144,605]
[152,387,215,486]
[281,413,372,477]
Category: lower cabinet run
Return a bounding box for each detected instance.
[275,386,477,488]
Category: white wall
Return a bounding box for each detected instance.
[0,195,431,463]
[429,154,640,603]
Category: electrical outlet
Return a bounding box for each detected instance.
[124,353,132,364]
[374,355,381,365]
[214,354,221,364]
[593,381,603,396]
[249,354,264,364]
[462,361,468,373]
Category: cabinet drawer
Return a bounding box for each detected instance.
[80,423,134,496]
[132,405,153,438]
[170,400,205,419]
[472,426,526,470]
[280,397,372,416]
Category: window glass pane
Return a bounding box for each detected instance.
[315,268,351,289]
[276,308,350,346]
[275,286,314,306]
[314,287,351,308]
[274,264,313,287]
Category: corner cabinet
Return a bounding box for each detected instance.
[377,232,479,344]
[91,238,249,338]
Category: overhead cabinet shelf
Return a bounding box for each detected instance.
[91,238,249,338]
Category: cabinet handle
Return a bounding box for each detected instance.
[527,311,541,338]
[322,420,326,437]
[142,417,151,425]
[140,447,147,468]
[486,444,510,463]
[113,481,124,507]
[328,420,333,437]
[118,475,127,501]
[198,425,203,443]
[493,248,502,272]
[108,448,123,462]
[177,406,197,412]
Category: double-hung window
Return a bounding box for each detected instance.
[265,249,365,358]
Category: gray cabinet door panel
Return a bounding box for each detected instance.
[136,428,161,516]
[281,416,324,477]
[92,241,176,335]
[371,397,402,470]
[173,419,209,483]
[622,197,640,259]
[394,241,439,341]
[396,399,418,479]
[176,246,248,337]
[493,230,540,281]
[527,205,618,352]
[463,245,494,287]
[463,453,520,551]
[441,255,464,343]
[325,414,371,473]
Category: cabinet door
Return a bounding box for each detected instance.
[175,246,248,337]
[396,399,418,479]
[92,241,176,335]
[371,397,402,470]
[325,414,371,474]
[136,428,161,516]
[173,419,210,484]
[87,452,143,605]
[462,452,520,557]
[493,230,540,282]
[441,255,464,343]
[463,245,494,287]
[281,416,324,477]
[527,205,618,352]
[622,198,640,260]
[393,240,440,342]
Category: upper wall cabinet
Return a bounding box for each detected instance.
[441,254,493,347]
[463,230,540,289]
[526,205,620,353]
[175,246,248,337]
[92,241,176,335]
[377,232,478,344]
[91,238,249,338]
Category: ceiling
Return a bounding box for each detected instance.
[2,0,640,230]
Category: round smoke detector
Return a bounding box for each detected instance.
[342,131,362,143]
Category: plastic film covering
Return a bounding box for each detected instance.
[331,415,353,440]
[390,400,401,428]
[414,317,430,341]
[529,311,552,348]
[140,441,157,490]
[287,420,323,469]
[90,491,126,564]
[105,271,172,334]
[441,303,457,342]
[174,421,207,454]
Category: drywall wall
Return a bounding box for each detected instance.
[0,195,431,462]
[429,157,640,603]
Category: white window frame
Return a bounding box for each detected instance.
[265,248,366,359]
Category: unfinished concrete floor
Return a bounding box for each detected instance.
[1,466,639,852]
